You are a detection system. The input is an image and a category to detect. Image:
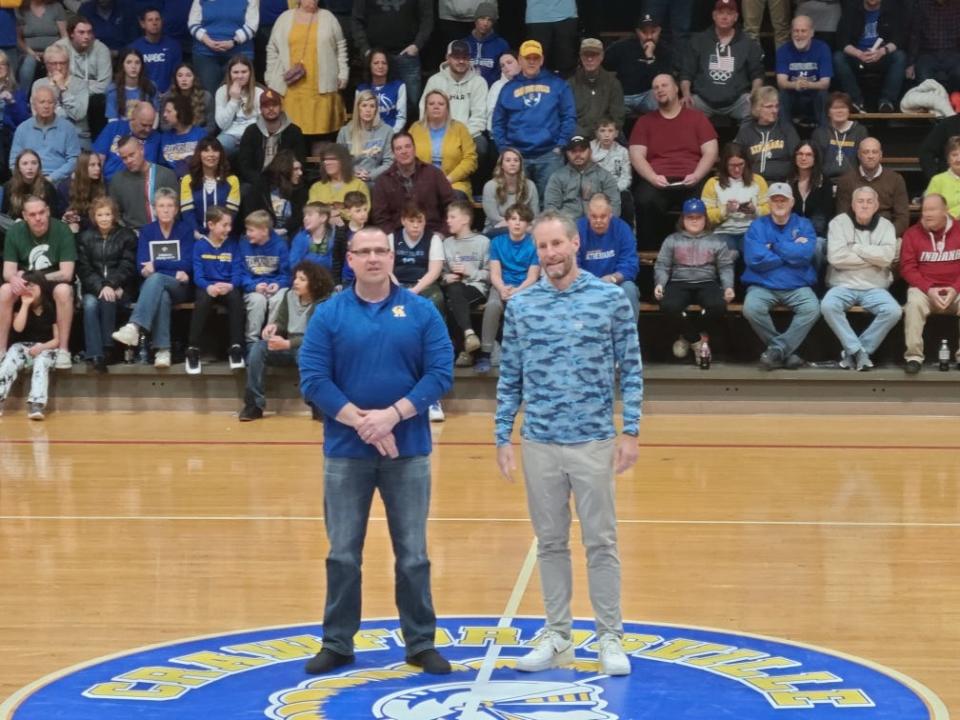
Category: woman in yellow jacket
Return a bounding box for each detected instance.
[925,136,960,219]
[409,90,477,199]
[307,142,370,223]
[701,142,770,255]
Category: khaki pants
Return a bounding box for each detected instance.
[742,0,791,47]
[903,286,960,362]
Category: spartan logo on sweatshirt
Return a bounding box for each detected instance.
[245,254,281,276]
[27,244,52,272]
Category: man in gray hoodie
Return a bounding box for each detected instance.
[420,40,489,157]
[544,135,621,220]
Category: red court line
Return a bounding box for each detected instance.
[0,438,958,451]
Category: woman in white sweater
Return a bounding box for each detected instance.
[214,55,262,158]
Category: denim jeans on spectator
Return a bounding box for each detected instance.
[17,51,37,90]
[244,340,298,409]
[642,0,695,41]
[779,88,828,126]
[217,132,240,158]
[321,454,436,657]
[820,286,901,358]
[83,293,129,359]
[391,52,421,123]
[743,285,820,357]
[623,91,657,114]
[194,52,231,95]
[831,50,907,107]
[524,149,564,205]
[130,272,192,350]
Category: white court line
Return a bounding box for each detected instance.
[2,515,960,528]
[458,538,539,720]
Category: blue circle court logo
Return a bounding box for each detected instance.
[1,616,948,719]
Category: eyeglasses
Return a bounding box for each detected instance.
[349,247,391,257]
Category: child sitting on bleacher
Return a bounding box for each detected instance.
[591,118,633,228]
[238,210,290,347]
[337,190,371,288]
[441,200,490,368]
[290,201,347,279]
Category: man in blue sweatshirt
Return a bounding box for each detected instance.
[492,39,576,200]
[298,226,453,677]
[130,7,182,93]
[238,210,290,345]
[742,182,821,370]
[575,193,640,321]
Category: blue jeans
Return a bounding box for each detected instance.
[623,91,657,113]
[832,50,907,106]
[642,0,694,41]
[17,51,37,90]
[820,286,902,357]
[743,286,820,357]
[82,293,129,358]
[779,88,827,126]
[130,273,192,350]
[620,280,640,323]
[391,52,421,122]
[524,149,564,205]
[244,341,297,409]
[193,52,231,95]
[217,132,240,158]
[322,454,436,657]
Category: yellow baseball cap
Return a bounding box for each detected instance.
[519,40,543,57]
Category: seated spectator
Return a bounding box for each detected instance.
[822,185,900,370]
[105,47,158,121]
[576,193,640,320]
[835,137,910,237]
[925,136,960,218]
[0,271,59,419]
[242,149,307,240]
[639,0,694,45]
[214,55,262,157]
[482,147,539,234]
[906,0,960,93]
[679,0,764,124]
[0,51,29,177]
[544,134,620,220]
[356,49,406,134]
[111,186,192,368]
[179,136,240,238]
[734,85,800,184]
[372,132,455,238]
[776,15,832,127]
[388,201,445,313]
[654,197,735,360]
[524,0,578,77]
[238,209,290,346]
[629,73,719,250]
[742,0,789,48]
[264,0,347,156]
[160,62,215,136]
[130,6,182,94]
[477,202,539,373]
[338,190,370,286]
[159,95,208,178]
[491,39,576,199]
[337,90,394,186]
[54,17,112,140]
[742,182,820,369]
[441,199,489,367]
[109,132,177,229]
[78,0,134,55]
[16,0,68,88]
[10,85,80,185]
[186,205,244,374]
[591,118,633,228]
[3,150,61,222]
[603,11,674,114]
[921,116,960,183]
[236,88,306,188]
[59,149,105,233]
[240,259,333,421]
[811,92,868,180]
[32,45,90,148]
[307,142,371,220]
[833,0,906,114]
[701,142,770,254]
[289,201,346,276]
[569,37,624,139]
[410,89,477,200]
[420,40,488,158]
[464,2,508,87]
[93,100,161,182]
[0,196,75,368]
[485,50,517,132]
[188,0,258,95]
[75,195,136,372]
[901,193,960,374]
[788,141,834,240]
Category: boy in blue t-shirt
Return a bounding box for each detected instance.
[476,203,540,374]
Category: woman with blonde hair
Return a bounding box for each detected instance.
[336,89,394,185]
[214,55,262,156]
[482,147,539,233]
[409,89,476,199]
[266,0,347,153]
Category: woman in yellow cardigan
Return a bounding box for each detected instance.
[409,90,477,199]
[307,143,370,223]
[925,136,960,219]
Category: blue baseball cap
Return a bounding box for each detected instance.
[682,198,706,216]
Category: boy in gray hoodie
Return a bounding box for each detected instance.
[441,200,490,366]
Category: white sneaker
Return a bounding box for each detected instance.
[515,630,574,672]
[54,349,72,369]
[464,331,480,353]
[112,323,140,347]
[154,349,171,368]
[672,336,690,358]
[428,401,445,422]
[598,633,631,676]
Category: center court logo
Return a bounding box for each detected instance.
[1,616,948,720]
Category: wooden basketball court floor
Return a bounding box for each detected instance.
[0,411,958,714]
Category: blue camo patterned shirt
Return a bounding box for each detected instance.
[495,270,643,447]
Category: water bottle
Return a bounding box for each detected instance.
[137,332,150,364]
[939,339,950,371]
[698,334,712,370]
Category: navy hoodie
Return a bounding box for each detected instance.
[492,69,576,157]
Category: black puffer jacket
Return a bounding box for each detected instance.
[76,226,138,295]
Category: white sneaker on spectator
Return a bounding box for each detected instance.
[515,630,574,672]
[154,350,171,369]
[112,323,140,347]
[428,402,445,422]
[55,349,72,369]
[454,351,474,367]
[672,337,690,358]
[464,331,480,353]
[598,633,631,676]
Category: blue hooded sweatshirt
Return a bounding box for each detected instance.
[741,213,818,290]
[575,216,639,281]
[492,69,576,158]
[237,231,290,292]
[193,236,240,289]
[465,31,509,87]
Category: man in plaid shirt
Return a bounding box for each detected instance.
[907,0,960,92]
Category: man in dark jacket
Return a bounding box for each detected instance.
[235,90,306,187]
[832,0,907,112]
[568,38,625,138]
[603,12,675,114]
